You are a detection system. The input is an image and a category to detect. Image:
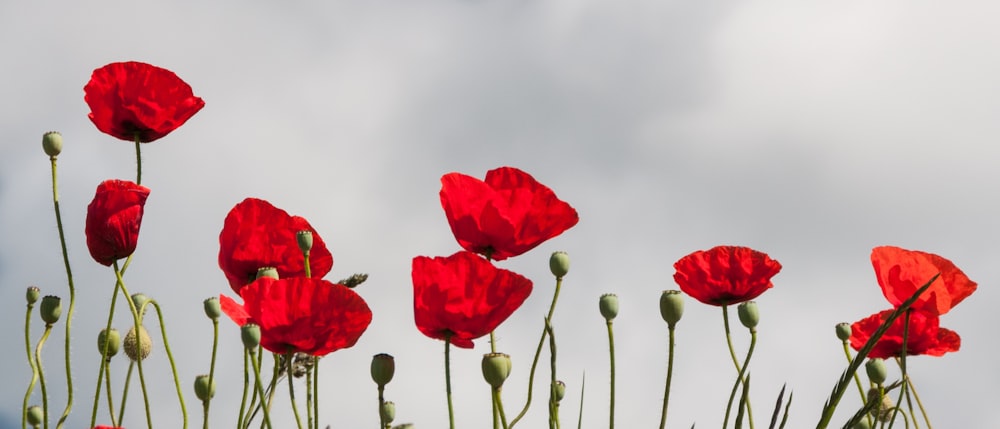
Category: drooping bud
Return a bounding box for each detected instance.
[40,295,62,325]
[131,293,150,318]
[371,353,395,387]
[203,297,221,320]
[835,322,852,341]
[552,380,566,402]
[26,405,43,427]
[737,301,760,330]
[42,131,63,157]
[659,290,684,328]
[26,286,40,305]
[97,328,121,359]
[242,323,261,351]
[380,401,396,423]
[256,267,278,280]
[481,352,512,388]
[296,230,313,253]
[123,325,153,361]
[194,374,216,401]
[599,293,619,321]
[865,358,887,386]
[549,251,570,278]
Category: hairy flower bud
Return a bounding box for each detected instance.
[738,301,760,330]
[97,328,121,359]
[659,290,684,328]
[40,295,62,325]
[371,353,395,387]
[203,297,221,320]
[865,358,887,385]
[482,352,512,388]
[194,374,216,401]
[835,322,852,341]
[26,286,40,305]
[124,325,153,361]
[549,251,570,278]
[599,293,619,321]
[42,131,63,157]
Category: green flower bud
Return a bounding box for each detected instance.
[296,230,313,253]
[481,352,512,388]
[242,323,261,351]
[737,301,760,330]
[203,297,221,320]
[256,267,279,280]
[371,353,395,387]
[26,405,43,426]
[42,131,62,157]
[599,293,619,321]
[194,374,216,401]
[835,322,852,341]
[380,401,396,423]
[659,290,684,328]
[26,286,40,305]
[131,293,150,318]
[123,325,153,361]
[851,418,872,429]
[40,295,61,325]
[552,380,566,402]
[549,251,570,278]
[865,358,887,386]
[97,328,121,359]
[867,387,894,422]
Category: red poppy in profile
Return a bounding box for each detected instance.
[84,61,205,143]
[220,277,372,356]
[85,180,151,266]
[439,166,578,261]
[849,309,960,359]
[412,251,533,348]
[871,246,977,316]
[673,245,782,306]
[218,198,333,293]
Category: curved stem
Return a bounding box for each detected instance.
[606,320,615,429]
[248,350,273,429]
[35,324,54,429]
[91,285,121,428]
[658,326,676,429]
[49,157,76,429]
[285,353,304,429]
[151,300,188,428]
[510,276,564,428]
[112,261,152,429]
[22,301,39,429]
[723,330,757,429]
[722,307,754,424]
[493,388,510,429]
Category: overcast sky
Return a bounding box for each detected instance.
[2,1,999,428]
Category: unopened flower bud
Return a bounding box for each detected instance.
[40,295,61,325]
[866,387,894,422]
[296,230,313,253]
[380,401,396,423]
[123,325,153,361]
[203,297,221,320]
[97,328,121,359]
[26,405,43,426]
[552,380,566,402]
[549,251,570,278]
[194,374,216,401]
[659,290,684,328]
[865,358,887,385]
[851,418,872,429]
[242,323,261,351]
[42,131,62,157]
[835,323,852,341]
[737,301,759,330]
[482,352,512,388]
[26,286,40,305]
[131,293,150,318]
[256,267,278,280]
[599,293,619,321]
[371,353,395,387]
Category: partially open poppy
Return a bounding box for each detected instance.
[412,251,533,348]
[439,166,578,261]
[871,246,977,316]
[85,179,151,266]
[218,198,333,293]
[673,245,782,306]
[220,277,371,356]
[84,61,205,143]
[849,309,960,359]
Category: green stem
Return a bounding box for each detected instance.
[22,301,39,429]
[378,385,386,429]
[887,311,911,429]
[104,363,116,427]
[35,324,54,429]
[445,337,455,429]
[493,388,510,429]
[510,276,564,428]
[112,261,152,429]
[723,330,757,429]
[307,364,314,429]
[134,136,142,185]
[547,320,559,429]
[658,326,676,429]
[117,362,134,426]
[238,348,250,429]
[91,285,121,428]
[899,370,931,429]
[722,306,754,425]
[312,361,319,429]
[205,319,219,429]
[151,300,188,428]
[248,350,273,429]
[841,341,872,428]
[49,157,76,429]
[606,320,615,429]
[285,353,304,429]
[577,373,585,429]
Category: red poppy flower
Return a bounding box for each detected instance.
[84,61,205,143]
[673,245,782,306]
[220,277,372,356]
[439,166,578,261]
[85,180,151,266]
[412,251,533,348]
[849,309,960,359]
[218,198,333,293]
[871,246,977,316]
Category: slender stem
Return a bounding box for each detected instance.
[887,311,912,429]
[510,276,564,428]
[898,369,931,429]
[547,320,559,429]
[91,285,121,428]
[285,353,304,429]
[722,306,755,423]
[445,337,455,429]
[205,319,219,429]
[117,362,134,425]
[134,136,142,185]
[151,300,188,428]
[493,388,510,429]
[22,301,39,429]
[312,361,319,429]
[49,156,76,429]
[248,350,273,429]
[112,262,152,429]
[306,365,314,429]
[606,320,615,429]
[658,326,676,429]
[103,363,116,427]
[238,348,250,429]
[841,340,872,428]
[35,325,54,429]
[723,330,757,429]
[378,385,386,429]
[577,373,585,429]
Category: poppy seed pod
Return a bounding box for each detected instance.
[835,322,852,341]
[599,293,619,321]
[26,286,40,305]
[659,290,684,328]
[203,297,221,320]
[550,251,570,278]
[123,325,153,361]
[194,374,216,401]
[865,358,887,385]
[97,328,121,359]
[297,230,313,253]
[371,353,395,387]
[241,323,261,351]
[26,405,43,427]
[380,401,396,423]
[42,131,63,157]
[737,301,760,330]
[481,352,512,388]
[40,295,62,325]
[256,267,278,280]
